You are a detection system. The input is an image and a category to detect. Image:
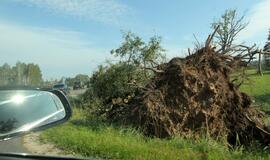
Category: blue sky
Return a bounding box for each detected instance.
[0,0,269,79]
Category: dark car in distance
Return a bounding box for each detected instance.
[73,81,83,90]
[53,83,69,95]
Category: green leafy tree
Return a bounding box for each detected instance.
[14,62,28,85]
[75,74,89,83]
[90,63,139,101]
[111,32,144,66]
[142,36,165,66]
[65,74,89,87]
[111,32,166,67]
[26,63,42,86]
[85,32,166,112]
[65,77,73,87]
[0,63,12,86]
[111,32,165,79]
[0,62,43,86]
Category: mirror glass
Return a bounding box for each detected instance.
[0,90,66,138]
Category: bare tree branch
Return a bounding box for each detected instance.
[211,9,248,54]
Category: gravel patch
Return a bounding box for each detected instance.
[23,132,76,157]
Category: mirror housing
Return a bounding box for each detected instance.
[0,87,72,141]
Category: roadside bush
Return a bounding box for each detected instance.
[90,62,148,101]
[79,62,149,120]
[81,32,166,123]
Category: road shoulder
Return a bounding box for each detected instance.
[23,132,75,157]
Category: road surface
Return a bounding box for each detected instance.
[0,137,29,153]
[68,88,87,98]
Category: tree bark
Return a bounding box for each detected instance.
[258,52,263,76]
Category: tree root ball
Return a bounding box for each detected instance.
[107,46,270,147]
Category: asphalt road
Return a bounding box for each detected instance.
[0,137,29,153]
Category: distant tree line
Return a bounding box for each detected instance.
[0,62,43,86]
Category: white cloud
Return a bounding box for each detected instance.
[0,21,112,79]
[13,0,130,25]
[239,0,270,43]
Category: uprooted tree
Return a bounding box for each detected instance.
[101,29,270,148]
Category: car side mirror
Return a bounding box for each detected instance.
[0,88,72,141]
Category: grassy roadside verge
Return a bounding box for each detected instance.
[40,71,270,160]
[41,108,269,160]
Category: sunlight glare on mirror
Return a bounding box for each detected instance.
[11,95,25,104]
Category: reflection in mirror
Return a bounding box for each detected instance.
[0,90,66,138]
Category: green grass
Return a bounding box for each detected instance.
[40,70,270,159]
[41,108,270,160]
[240,70,270,112]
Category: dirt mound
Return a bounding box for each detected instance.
[107,46,270,147]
